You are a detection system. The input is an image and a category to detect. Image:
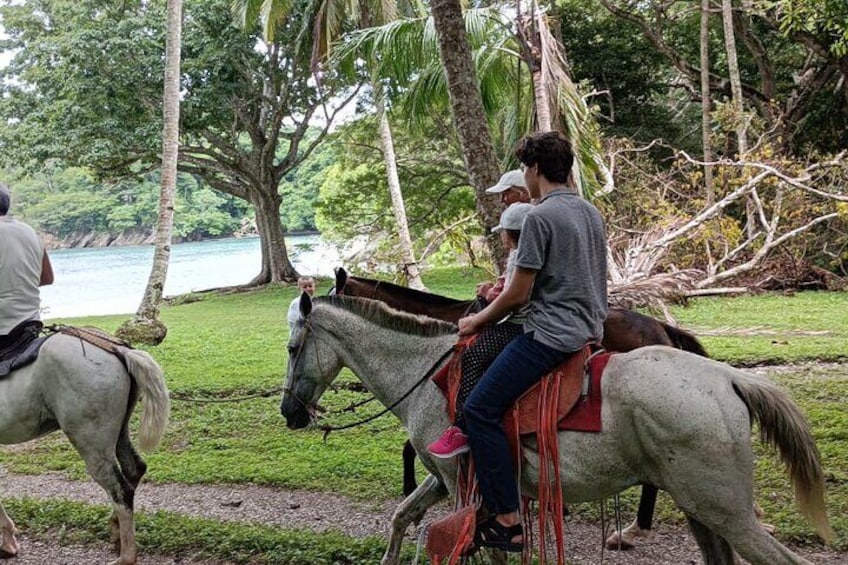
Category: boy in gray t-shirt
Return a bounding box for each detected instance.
[456,132,608,552]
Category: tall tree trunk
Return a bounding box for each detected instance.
[375,92,425,289]
[721,0,756,237]
[532,69,552,132]
[701,0,714,205]
[430,0,507,270]
[248,187,299,285]
[117,0,182,345]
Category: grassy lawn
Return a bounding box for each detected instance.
[670,291,848,365]
[3,267,847,553]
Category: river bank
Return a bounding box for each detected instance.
[40,226,322,250]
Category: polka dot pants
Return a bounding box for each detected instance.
[455,322,523,428]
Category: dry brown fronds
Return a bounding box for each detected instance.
[609,270,702,322]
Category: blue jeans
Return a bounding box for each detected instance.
[463,331,571,515]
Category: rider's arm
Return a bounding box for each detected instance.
[458,267,535,335]
[39,250,54,286]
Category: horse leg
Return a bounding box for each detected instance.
[382,474,448,565]
[70,433,137,565]
[663,451,811,565]
[402,440,417,497]
[685,515,738,565]
[714,516,812,565]
[0,501,20,558]
[109,426,147,550]
[605,484,657,550]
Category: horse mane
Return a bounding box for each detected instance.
[314,295,458,337]
[349,275,472,308]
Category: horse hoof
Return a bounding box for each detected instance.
[604,532,635,551]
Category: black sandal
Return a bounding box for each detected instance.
[475,516,524,553]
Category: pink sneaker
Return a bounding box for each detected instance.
[428,426,469,459]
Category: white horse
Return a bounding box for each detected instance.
[281,295,832,565]
[0,333,170,565]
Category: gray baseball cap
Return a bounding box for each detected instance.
[492,202,533,232]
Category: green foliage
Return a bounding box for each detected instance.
[315,115,478,264]
[1,167,247,241]
[332,7,608,193]
[278,141,337,232]
[558,0,696,150]
[0,0,165,173]
[766,0,848,56]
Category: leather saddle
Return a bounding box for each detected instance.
[511,345,593,435]
[0,321,50,378]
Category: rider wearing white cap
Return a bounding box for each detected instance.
[485,170,530,207]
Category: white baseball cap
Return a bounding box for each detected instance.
[492,202,533,232]
[485,169,527,194]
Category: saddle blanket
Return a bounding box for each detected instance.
[433,340,612,434]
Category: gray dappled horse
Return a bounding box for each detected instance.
[0,333,169,565]
[334,266,709,549]
[282,295,832,565]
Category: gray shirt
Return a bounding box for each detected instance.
[514,189,607,352]
[0,217,44,334]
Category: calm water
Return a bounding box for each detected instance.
[40,235,340,319]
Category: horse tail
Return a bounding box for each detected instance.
[118,347,170,452]
[730,372,833,542]
[660,322,709,357]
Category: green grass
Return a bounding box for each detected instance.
[3,498,408,564]
[4,267,846,553]
[669,291,848,364]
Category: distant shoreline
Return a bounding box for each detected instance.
[42,229,321,251]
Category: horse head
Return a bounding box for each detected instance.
[281,293,343,429]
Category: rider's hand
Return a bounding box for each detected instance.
[458,315,479,336]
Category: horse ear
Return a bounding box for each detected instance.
[335,267,348,293]
[299,291,313,318]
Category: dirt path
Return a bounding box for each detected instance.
[1,471,843,564]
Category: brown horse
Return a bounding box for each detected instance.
[333,267,710,549]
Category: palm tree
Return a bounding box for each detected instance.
[334,6,609,197]
[429,0,507,267]
[117,0,182,345]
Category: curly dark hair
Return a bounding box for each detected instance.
[0,184,10,216]
[514,131,574,184]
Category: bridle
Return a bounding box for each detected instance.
[316,344,454,440]
[283,311,455,441]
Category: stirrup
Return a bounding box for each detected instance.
[475,516,524,553]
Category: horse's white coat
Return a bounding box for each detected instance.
[0,334,170,564]
[282,297,831,565]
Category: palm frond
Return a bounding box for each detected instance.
[231,0,296,42]
[609,270,703,313]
